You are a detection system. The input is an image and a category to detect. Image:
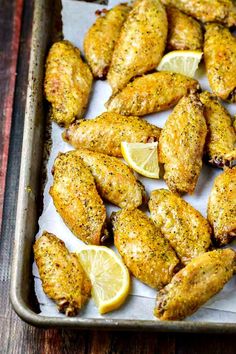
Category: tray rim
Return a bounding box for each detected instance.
[10,0,236,332]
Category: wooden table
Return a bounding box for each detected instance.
[0,1,235,352]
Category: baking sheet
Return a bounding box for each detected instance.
[33,0,236,321]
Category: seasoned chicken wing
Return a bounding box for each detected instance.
[44,40,93,127]
[155,249,236,320]
[149,189,212,265]
[63,112,161,157]
[112,208,179,289]
[34,232,91,316]
[50,151,107,245]
[200,91,236,168]
[106,72,199,116]
[161,0,236,27]
[166,7,203,51]
[207,168,236,246]
[84,4,130,78]
[108,0,167,93]
[74,149,146,208]
[159,94,207,194]
[204,24,236,102]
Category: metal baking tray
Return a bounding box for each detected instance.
[10,0,236,332]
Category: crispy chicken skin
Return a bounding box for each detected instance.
[112,208,179,289]
[44,41,93,127]
[74,149,146,208]
[159,94,207,194]
[34,232,91,316]
[50,151,107,245]
[149,189,211,265]
[63,112,161,157]
[207,168,236,246]
[200,91,236,168]
[166,7,203,51]
[155,249,236,320]
[161,0,236,27]
[84,4,130,78]
[106,72,199,116]
[204,24,236,102]
[107,0,168,93]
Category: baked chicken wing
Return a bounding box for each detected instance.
[149,189,212,265]
[155,249,236,320]
[200,91,236,168]
[207,168,236,246]
[166,7,203,51]
[204,24,236,102]
[161,0,236,27]
[34,232,91,316]
[112,208,179,289]
[159,94,207,194]
[63,112,161,157]
[50,151,107,245]
[106,72,199,116]
[74,149,146,208]
[84,4,130,78]
[44,40,93,127]
[108,0,167,93]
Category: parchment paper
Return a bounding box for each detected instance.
[33,0,236,321]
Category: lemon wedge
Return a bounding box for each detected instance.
[121,141,159,179]
[77,246,130,314]
[157,50,203,78]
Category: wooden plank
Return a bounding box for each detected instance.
[0,0,24,232]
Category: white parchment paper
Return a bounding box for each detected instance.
[33,0,236,322]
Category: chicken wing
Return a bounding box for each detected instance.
[112,208,179,289]
[161,0,236,27]
[84,4,130,78]
[155,249,236,320]
[204,24,236,102]
[74,149,146,208]
[44,40,93,127]
[159,94,207,194]
[62,112,161,157]
[207,168,236,246]
[149,189,212,265]
[107,0,168,93]
[166,7,203,51]
[34,232,91,316]
[200,91,236,168]
[50,151,107,245]
[106,72,199,116]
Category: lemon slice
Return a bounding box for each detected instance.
[157,50,203,78]
[77,246,130,314]
[121,142,159,179]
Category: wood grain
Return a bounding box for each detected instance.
[0,0,236,353]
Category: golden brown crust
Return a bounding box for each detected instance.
[204,24,236,102]
[44,41,93,127]
[50,151,107,245]
[161,0,236,27]
[207,168,236,245]
[200,91,236,168]
[84,4,130,78]
[106,72,199,116]
[62,112,161,157]
[159,94,207,194]
[34,232,91,316]
[149,189,212,265]
[108,0,168,93]
[155,249,236,320]
[167,7,203,51]
[112,208,179,289]
[74,149,146,208]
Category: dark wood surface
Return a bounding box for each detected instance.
[0,0,236,353]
